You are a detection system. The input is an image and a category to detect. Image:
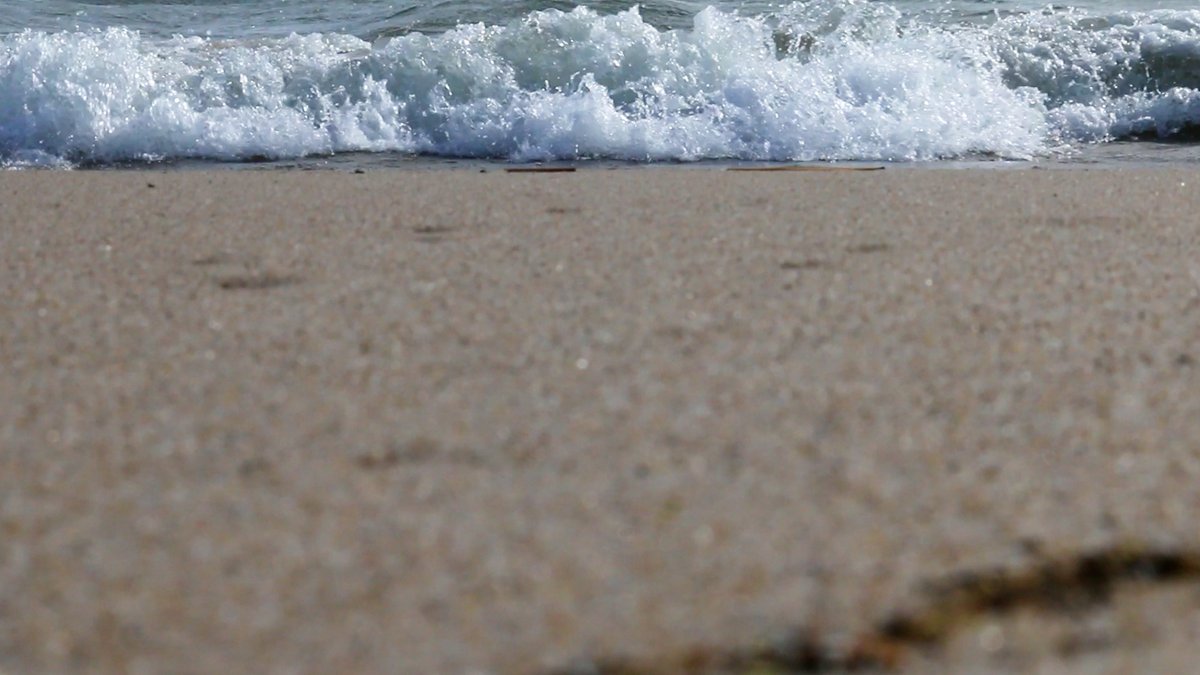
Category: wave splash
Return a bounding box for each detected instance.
[5,2,1200,166]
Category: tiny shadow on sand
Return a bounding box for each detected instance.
[191,252,256,267]
[354,437,485,469]
[549,543,1200,674]
[190,251,299,291]
[846,243,891,255]
[781,259,828,271]
[216,272,299,291]
[412,225,456,235]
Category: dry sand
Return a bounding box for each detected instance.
[4,167,1200,674]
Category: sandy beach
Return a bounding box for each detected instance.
[5,167,1200,674]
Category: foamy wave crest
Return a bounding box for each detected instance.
[987,7,1200,142]
[6,3,1200,166]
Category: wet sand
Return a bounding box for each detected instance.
[4,168,1200,673]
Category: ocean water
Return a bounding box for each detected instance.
[4,0,1200,167]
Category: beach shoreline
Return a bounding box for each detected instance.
[5,167,1200,673]
[33,141,1200,173]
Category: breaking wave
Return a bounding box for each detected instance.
[5,2,1200,166]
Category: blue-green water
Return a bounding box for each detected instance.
[5,1,1195,37]
[5,0,1200,166]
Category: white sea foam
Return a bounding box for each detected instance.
[5,3,1200,166]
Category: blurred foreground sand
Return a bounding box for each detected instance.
[4,168,1200,673]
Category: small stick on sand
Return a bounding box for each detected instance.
[728,165,885,172]
[505,167,578,173]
